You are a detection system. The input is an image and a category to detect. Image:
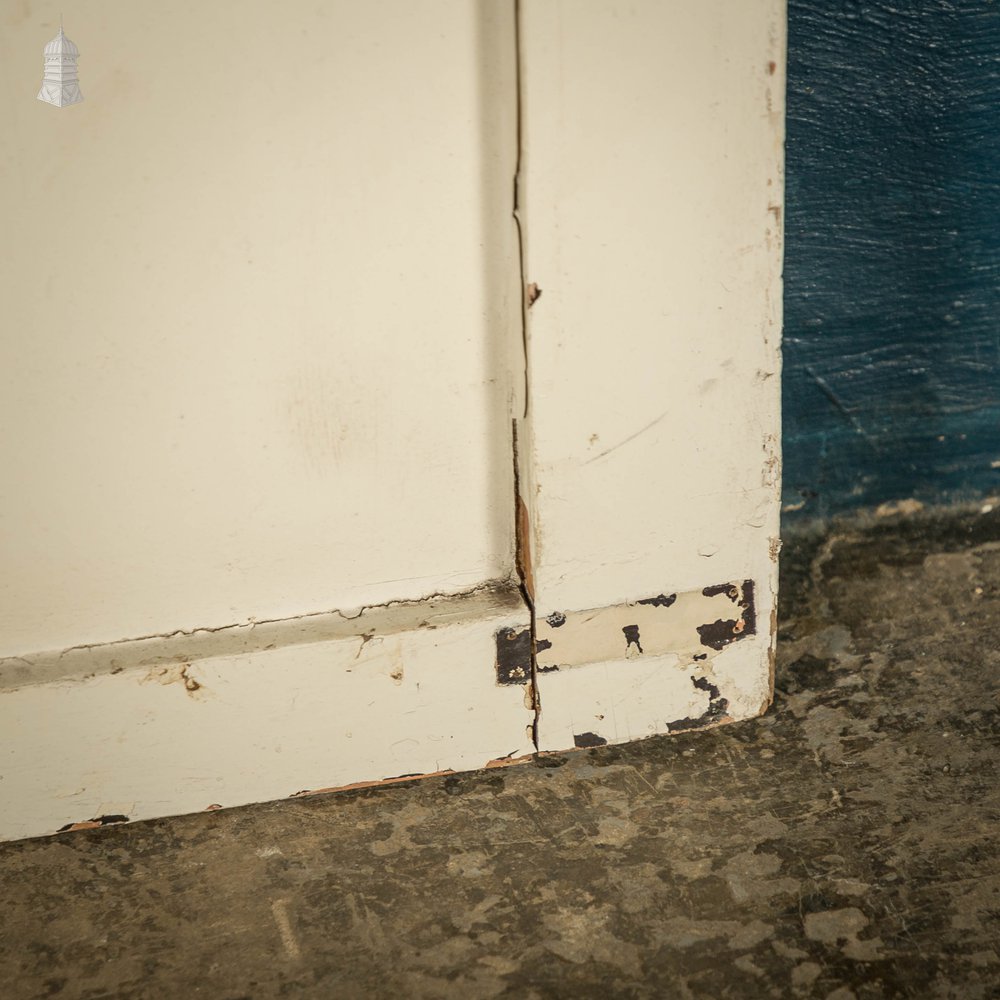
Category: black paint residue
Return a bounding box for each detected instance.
[741,580,757,636]
[57,814,130,833]
[495,625,532,685]
[537,664,560,673]
[573,732,608,748]
[546,612,567,628]
[697,580,757,650]
[667,676,730,733]
[693,653,708,661]
[622,624,643,654]
[697,618,743,650]
[637,593,677,608]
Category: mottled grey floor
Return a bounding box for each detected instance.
[2,511,999,999]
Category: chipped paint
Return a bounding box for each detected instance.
[495,624,533,686]
[697,581,757,651]
[143,663,206,698]
[667,676,730,733]
[529,578,771,751]
[534,581,757,673]
[622,625,643,657]
[56,814,130,834]
[516,0,782,751]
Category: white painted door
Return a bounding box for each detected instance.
[0,0,522,656]
[0,0,785,842]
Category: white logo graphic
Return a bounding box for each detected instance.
[38,26,83,108]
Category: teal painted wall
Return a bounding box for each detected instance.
[783,0,1000,520]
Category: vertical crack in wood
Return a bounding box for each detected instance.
[512,420,539,750]
[510,0,540,752]
[512,0,529,422]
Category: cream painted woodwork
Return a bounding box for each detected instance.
[0,0,521,657]
[516,0,784,751]
[0,591,535,843]
[0,0,785,842]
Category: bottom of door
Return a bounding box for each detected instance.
[0,576,774,843]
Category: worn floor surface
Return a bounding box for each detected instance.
[2,511,999,999]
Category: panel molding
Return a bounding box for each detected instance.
[0,587,535,842]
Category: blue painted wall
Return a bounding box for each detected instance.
[782,0,1000,520]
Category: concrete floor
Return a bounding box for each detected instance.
[2,510,999,999]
